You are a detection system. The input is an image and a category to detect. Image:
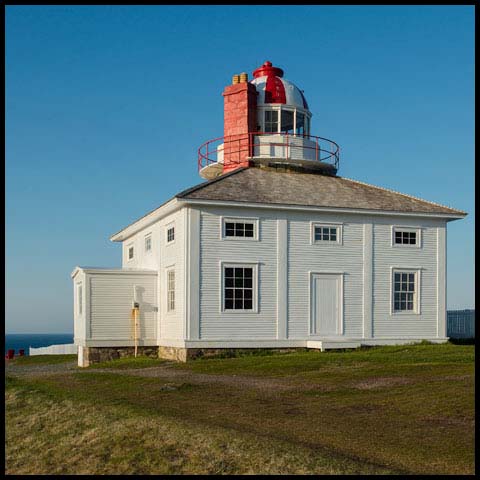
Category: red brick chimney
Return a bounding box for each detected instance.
[222,72,257,174]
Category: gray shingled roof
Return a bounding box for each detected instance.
[177,167,466,216]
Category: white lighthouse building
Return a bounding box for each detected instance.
[72,61,466,366]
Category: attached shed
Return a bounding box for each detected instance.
[71,267,158,365]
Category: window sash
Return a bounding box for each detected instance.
[224,266,254,311]
[224,221,255,238]
[78,285,83,315]
[167,270,175,312]
[394,229,418,246]
[393,271,417,312]
[314,226,339,242]
[167,227,175,243]
[145,236,152,252]
[128,246,134,260]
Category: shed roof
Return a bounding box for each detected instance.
[176,167,466,216]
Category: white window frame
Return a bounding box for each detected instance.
[391,226,422,248]
[166,222,175,245]
[220,216,259,241]
[311,222,343,245]
[77,283,83,316]
[127,243,134,262]
[220,261,259,313]
[390,267,422,315]
[166,267,175,313]
[144,233,152,253]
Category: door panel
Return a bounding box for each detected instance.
[311,274,341,335]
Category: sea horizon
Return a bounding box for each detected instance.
[5,333,74,355]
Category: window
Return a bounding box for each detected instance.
[145,234,152,253]
[167,269,175,312]
[281,109,294,134]
[77,284,83,315]
[264,110,279,133]
[393,271,418,312]
[393,228,419,246]
[166,225,175,243]
[127,244,134,260]
[224,219,255,238]
[295,112,305,135]
[223,266,254,311]
[313,225,340,243]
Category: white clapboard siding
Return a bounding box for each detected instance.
[199,207,277,339]
[72,269,86,343]
[372,217,441,337]
[288,211,364,339]
[158,208,185,340]
[119,208,186,341]
[89,273,157,341]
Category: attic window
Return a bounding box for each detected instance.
[222,218,258,240]
[392,227,421,247]
[312,224,342,244]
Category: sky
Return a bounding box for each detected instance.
[6,5,474,333]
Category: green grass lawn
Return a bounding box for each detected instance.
[5,343,475,475]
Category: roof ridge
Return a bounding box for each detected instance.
[339,176,467,215]
[176,167,248,198]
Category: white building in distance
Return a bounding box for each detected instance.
[72,61,466,366]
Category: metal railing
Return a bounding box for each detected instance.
[447,309,475,339]
[198,132,340,173]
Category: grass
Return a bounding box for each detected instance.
[8,354,77,365]
[88,356,168,369]
[5,343,475,475]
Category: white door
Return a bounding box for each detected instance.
[311,273,342,336]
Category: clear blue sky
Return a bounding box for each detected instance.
[6,5,474,333]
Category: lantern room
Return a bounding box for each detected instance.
[198,61,339,179]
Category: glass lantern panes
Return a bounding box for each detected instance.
[264,110,279,133]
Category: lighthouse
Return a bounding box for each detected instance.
[198,61,339,179]
[72,60,466,366]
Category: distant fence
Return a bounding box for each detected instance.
[447,310,475,339]
[29,343,77,356]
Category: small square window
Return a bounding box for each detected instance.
[223,219,256,239]
[393,228,419,246]
[313,225,340,243]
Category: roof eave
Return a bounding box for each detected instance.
[177,197,467,220]
[110,197,181,242]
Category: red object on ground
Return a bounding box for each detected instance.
[6,349,15,360]
[19,349,25,356]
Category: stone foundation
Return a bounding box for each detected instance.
[78,346,159,367]
[79,346,304,367]
[159,346,302,362]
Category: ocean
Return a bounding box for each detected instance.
[5,334,74,355]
